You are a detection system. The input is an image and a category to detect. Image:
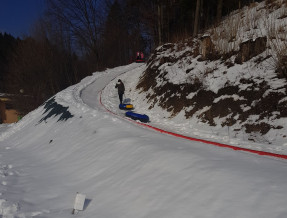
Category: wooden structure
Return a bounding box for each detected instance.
[0,95,19,124]
[200,35,215,60]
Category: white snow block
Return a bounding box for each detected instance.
[73,193,86,212]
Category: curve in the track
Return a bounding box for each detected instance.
[99,67,287,161]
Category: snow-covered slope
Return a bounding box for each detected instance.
[133,0,287,150]
[1,1,287,217]
[1,63,287,218]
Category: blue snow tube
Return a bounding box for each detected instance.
[119,104,134,110]
[125,111,149,123]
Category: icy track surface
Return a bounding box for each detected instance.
[0,63,287,217]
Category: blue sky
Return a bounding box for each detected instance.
[0,0,45,37]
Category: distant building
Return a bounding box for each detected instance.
[0,94,20,124]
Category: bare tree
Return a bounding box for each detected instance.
[47,0,104,69]
[7,19,86,115]
[8,37,52,112]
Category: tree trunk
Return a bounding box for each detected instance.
[157,0,162,45]
[216,0,223,23]
[193,0,201,37]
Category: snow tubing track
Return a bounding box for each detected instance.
[99,65,287,160]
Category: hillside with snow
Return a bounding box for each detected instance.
[0,0,287,217]
[0,62,287,218]
[128,0,287,150]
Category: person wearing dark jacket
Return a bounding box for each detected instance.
[115,79,125,104]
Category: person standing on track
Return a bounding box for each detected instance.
[115,79,125,104]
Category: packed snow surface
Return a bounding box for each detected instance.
[1,63,287,218]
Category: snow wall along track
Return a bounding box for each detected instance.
[97,64,287,160]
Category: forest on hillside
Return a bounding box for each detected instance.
[0,0,264,115]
